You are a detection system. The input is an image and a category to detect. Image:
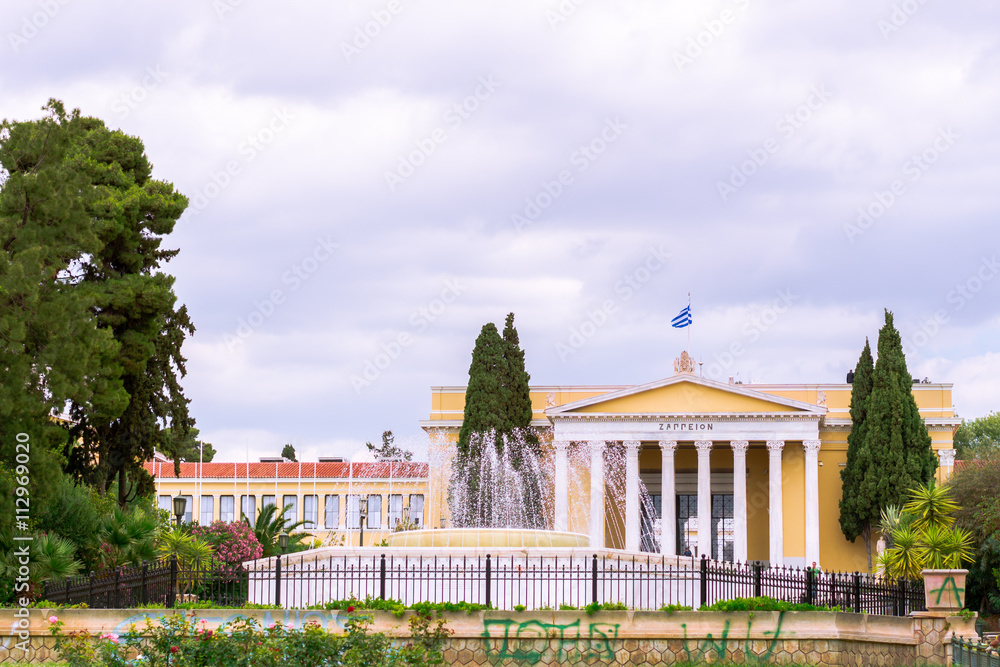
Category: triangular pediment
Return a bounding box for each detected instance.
[546,375,825,417]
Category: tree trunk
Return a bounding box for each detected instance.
[118,466,127,509]
[862,521,872,572]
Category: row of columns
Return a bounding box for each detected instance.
[552,439,823,566]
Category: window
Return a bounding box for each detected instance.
[388,495,403,528]
[241,495,256,521]
[367,495,382,529]
[324,495,340,529]
[181,496,193,524]
[347,495,360,529]
[200,496,214,525]
[283,495,297,526]
[409,494,424,527]
[158,495,171,513]
[262,495,275,513]
[220,496,235,523]
[303,495,318,529]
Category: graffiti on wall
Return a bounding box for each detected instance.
[482,618,621,663]
[681,611,787,662]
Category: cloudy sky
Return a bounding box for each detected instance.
[3,0,998,462]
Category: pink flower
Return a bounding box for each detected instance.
[267,623,275,629]
[48,616,58,624]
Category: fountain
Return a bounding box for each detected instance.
[387,430,593,548]
[245,431,695,610]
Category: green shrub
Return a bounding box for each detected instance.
[699,596,841,612]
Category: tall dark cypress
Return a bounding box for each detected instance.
[501,313,537,444]
[457,322,508,456]
[840,311,936,570]
[839,338,875,564]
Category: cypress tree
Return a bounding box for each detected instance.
[457,322,508,456]
[840,311,937,570]
[501,313,537,444]
[451,315,544,528]
[839,338,875,565]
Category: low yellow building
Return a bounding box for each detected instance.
[145,460,428,547]
[421,355,959,573]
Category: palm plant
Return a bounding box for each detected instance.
[904,483,959,532]
[32,533,84,582]
[157,528,216,594]
[881,483,974,580]
[97,508,159,569]
[245,504,310,558]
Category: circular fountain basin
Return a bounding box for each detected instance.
[385,528,590,549]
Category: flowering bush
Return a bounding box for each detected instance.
[47,609,449,667]
[191,521,263,575]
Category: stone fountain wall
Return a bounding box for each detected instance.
[1,608,977,665]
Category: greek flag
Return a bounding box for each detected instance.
[671,303,692,328]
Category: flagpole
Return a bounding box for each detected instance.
[686,292,691,353]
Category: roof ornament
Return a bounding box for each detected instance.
[674,350,695,374]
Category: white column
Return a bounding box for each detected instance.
[730,440,749,563]
[937,448,956,482]
[767,440,785,567]
[803,440,821,568]
[624,440,641,552]
[554,441,570,532]
[660,440,677,556]
[590,441,605,550]
[695,440,713,560]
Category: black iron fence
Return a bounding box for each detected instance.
[42,557,251,609]
[44,553,924,616]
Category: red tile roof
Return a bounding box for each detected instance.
[144,461,428,480]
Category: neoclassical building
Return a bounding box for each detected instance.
[421,354,959,572]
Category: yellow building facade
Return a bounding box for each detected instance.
[145,461,428,547]
[421,360,959,573]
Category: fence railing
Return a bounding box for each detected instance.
[44,553,925,615]
[952,636,1000,667]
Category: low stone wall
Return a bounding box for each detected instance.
[0,608,978,665]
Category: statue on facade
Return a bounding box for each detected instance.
[674,351,695,374]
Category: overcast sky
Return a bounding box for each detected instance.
[3,0,998,462]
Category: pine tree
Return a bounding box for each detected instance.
[62,113,194,507]
[0,101,125,484]
[281,444,297,462]
[840,311,937,570]
[839,338,875,565]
